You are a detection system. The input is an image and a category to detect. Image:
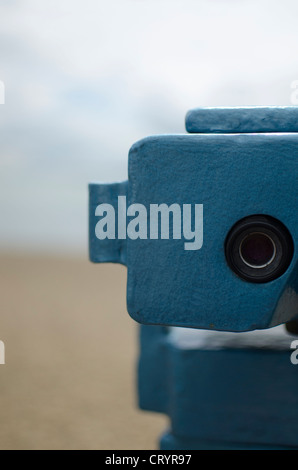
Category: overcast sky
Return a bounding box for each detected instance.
[0,0,297,255]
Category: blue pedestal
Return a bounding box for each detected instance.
[138,325,298,450]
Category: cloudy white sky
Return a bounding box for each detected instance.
[0,0,297,255]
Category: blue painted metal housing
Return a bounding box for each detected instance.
[89,181,128,265]
[186,106,298,134]
[89,107,298,450]
[89,107,298,332]
[138,324,298,450]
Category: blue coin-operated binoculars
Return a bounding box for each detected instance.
[89,107,298,450]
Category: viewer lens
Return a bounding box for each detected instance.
[225,215,294,283]
[239,233,276,268]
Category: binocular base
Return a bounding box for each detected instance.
[138,325,298,450]
[160,432,298,450]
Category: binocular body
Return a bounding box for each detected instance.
[89,107,298,332]
[89,106,298,449]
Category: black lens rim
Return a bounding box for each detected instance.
[225,215,294,283]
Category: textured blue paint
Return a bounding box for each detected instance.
[160,432,297,450]
[89,107,298,332]
[127,132,297,331]
[89,181,128,265]
[137,326,170,414]
[186,106,298,134]
[139,324,298,450]
[89,107,298,450]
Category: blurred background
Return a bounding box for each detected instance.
[0,0,297,449]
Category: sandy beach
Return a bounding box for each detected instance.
[0,253,167,450]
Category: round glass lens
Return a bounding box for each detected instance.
[239,233,276,268]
